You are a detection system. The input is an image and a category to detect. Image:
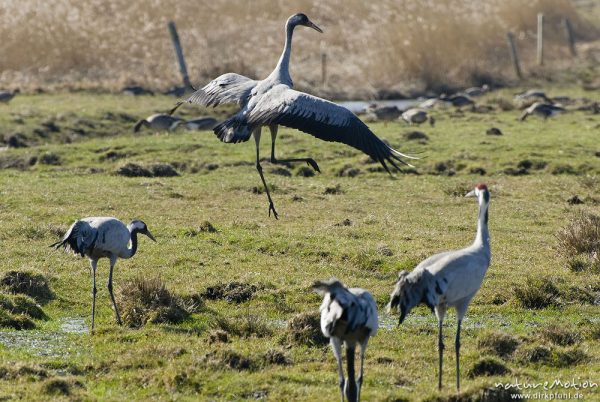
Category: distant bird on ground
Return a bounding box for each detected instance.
[463,84,489,97]
[441,93,475,108]
[388,183,491,391]
[184,116,218,131]
[519,102,566,121]
[50,217,156,331]
[0,89,19,104]
[122,86,154,96]
[314,278,378,402]
[418,98,449,110]
[401,108,435,127]
[134,114,183,132]
[365,104,401,124]
[170,13,414,219]
[515,89,551,103]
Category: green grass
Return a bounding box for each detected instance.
[0,89,599,401]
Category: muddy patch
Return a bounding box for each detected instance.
[201,282,259,304]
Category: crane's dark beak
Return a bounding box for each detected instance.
[465,189,477,198]
[145,230,156,242]
[306,20,323,33]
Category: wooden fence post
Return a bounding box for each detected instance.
[537,13,544,66]
[564,18,577,57]
[168,21,192,90]
[507,32,522,80]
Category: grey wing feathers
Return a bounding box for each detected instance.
[184,73,257,108]
[50,220,98,257]
[247,87,415,171]
[319,284,378,337]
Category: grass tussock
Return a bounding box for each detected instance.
[512,277,561,309]
[200,349,256,371]
[539,325,581,346]
[0,271,54,304]
[286,311,328,347]
[0,294,47,320]
[477,331,520,357]
[556,212,600,272]
[212,314,272,339]
[0,309,35,330]
[117,276,189,328]
[467,357,509,378]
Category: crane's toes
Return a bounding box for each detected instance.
[307,159,321,173]
[268,202,279,220]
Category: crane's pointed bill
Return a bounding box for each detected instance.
[307,20,323,33]
[145,230,156,242]
[465,189,477,198]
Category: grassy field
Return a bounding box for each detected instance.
[0,87,599,401]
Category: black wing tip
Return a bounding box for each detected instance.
[169,101,184,116]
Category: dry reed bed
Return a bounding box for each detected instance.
[0,0,596,96]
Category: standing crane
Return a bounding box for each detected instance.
[387,183,491,391]
[314,278,378,402]
[519,102,566,121]
[50,217,156,330]
[0,89,19,104]
[171,13,415,219]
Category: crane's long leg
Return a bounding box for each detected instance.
[455,319,462,392]
[269,125,320,172]
[107,256,122,326]
[357,339,368,402]
[435,306,447,391]
[254,128,278,219]
[345,343,358,402]
[331,337,345,402]
[90,260,97,332]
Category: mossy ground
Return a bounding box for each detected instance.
[0,87,598,400]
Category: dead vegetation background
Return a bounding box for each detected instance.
[0,0,597,97]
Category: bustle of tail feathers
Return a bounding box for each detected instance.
[213,118,253,143]
[388,269,444,324]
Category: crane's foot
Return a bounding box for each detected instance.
[305,158,321,172]
[268,202,279,220]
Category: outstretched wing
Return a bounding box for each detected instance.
[171,73,258,114]
[50,220,98,257]
[246,85,416,171]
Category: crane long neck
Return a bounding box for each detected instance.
[474,193,490,248]
[271,20,296,84]
[124,228,139,259]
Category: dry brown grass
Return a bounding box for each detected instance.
[0,0,595,96]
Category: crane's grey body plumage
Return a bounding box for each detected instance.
[314,278,378,402]
[171,13,413,219]
[388,184,491,391]
[520,102,566,121]
[51,217,155,330]
[134,114,183,132]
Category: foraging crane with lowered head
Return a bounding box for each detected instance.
[388,184,491,391]
[50,217,155,330]
[171,13,415,219]
[314,278,378,402]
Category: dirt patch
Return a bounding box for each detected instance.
[201,282,258,304]
[151,164,179,177]
[403,131,428,141]
[116,163,152,177]
[117,276,189,328]
[334,218,352,227]
[39,152,61,166]
[263,349,290,366]
[182,221,218,236]
[1,271,54,304]
[377,243,394,256]
[567,195,584,205]
[296,166,315,177]
[324,184,344,195]
[551,164,578,175]
[286,311,327,347]
[477,331,519,358]
[469,167,486,175]
[270,167,291,177]
[486,127,503,136]
[42,378,72,396]
[336,164,361,177]
[201,349,255,371]
[208,329,229,344]
[467,357,509,378]
[0,154,37,170]
[4,133,28,148]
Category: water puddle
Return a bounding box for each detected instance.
[0,317,88,357]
